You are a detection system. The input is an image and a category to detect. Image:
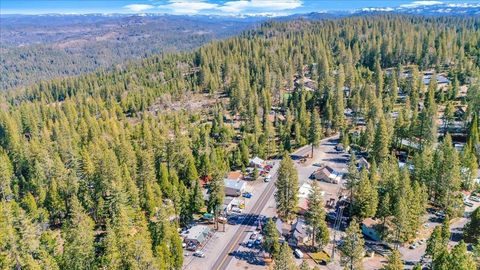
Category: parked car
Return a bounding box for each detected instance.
[264,175,272,182]
[232,207,242,213]
[193,250,205,258]
[250,233,258,240]
[264,164,273,171]
[294,249,304,259]
[409,243,418,249]
[435,211,446,219]
[246,241,254,248]
[469,196,480,202]
[187,243,197,251]
[464,201,474,207]
[242,192,253,198]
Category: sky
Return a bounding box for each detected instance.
[1,0,480,16]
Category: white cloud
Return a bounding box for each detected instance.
[124,4,155,12]
[158,0,218,15]
[399,1,443,8]
[446,3,480,8]
[361,7,394,12]
[219,0,302,14]
[155,0,302,16]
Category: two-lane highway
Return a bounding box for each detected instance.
[211,167,279,270]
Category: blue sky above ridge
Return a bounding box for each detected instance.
[1,0,480,16]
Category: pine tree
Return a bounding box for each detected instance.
[263,218,280,259]
[308,109,322,158]
[207,171,224,229]
[339,219,365,270]
[273,242,297,270]
[190,179,205,214]
[353,168,378,219]
[383,250,403,270]
[0,151,13,200]
[449,241,476,270]
[464,207,480,243]
[372,116,390,164]
[275,153,299,222]
[305,181,329,250]
[345,153,359,212]
[427,226,444,268]
[299,260,311,270]
[62,197,95,270]
[434,134,462,216]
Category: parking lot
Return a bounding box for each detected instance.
[398,199,480,269]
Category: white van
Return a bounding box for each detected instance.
[294,249,304,259]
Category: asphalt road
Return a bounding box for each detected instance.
[211,167,279,270]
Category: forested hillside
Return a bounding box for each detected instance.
[0,14,260,90]
[0,15,479,269]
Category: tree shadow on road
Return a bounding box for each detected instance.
[230,250,266,266]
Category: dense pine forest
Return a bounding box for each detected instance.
[1,15,479,269]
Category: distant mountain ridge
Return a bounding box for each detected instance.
[0,14,261,90]
[1,4,479,90]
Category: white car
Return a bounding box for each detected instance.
[264,175,272,182]
[193,251,205,258]
[294,249,304,259]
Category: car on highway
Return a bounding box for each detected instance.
[231,207,242,213]
[193,250,205,258]
[242,192,253,199]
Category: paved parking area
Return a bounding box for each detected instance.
[399,200,480,269]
